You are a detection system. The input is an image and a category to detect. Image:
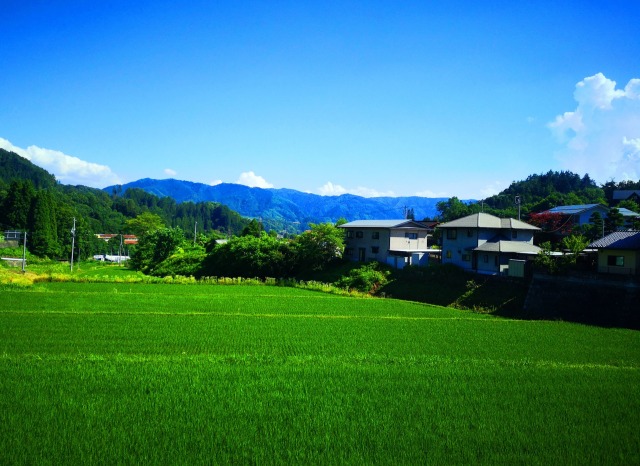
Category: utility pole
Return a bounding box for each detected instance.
[514,196,521,221]
[21,231,27,272]
[194,221,197,245]
[70,217,76,272]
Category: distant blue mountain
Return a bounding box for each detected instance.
[104,178,466,230]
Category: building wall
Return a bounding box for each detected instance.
[442,227,498,271]
[344,228,391,262]
[441,227,535,273]
[343,227,428,263]
[389,228,428,250]
[597,249,639,275]
[577,206,608,226]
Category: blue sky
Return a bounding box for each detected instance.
[1,1,639,199]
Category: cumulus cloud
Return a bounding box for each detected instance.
[210,179,222,186]
[479,181,507,198]
[164,168,177,177]
[414,188,450,198]
[548,73,640,182]
[318,181,395,197]
[236,171,274,188]
[0,138,122,187]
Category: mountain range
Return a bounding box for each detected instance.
[104,178,463,230]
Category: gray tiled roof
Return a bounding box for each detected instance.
[613,190,640,200]
[339,220,429,229]
[588,231,640,250]
[474,240,541,254]
[437,213,539,230]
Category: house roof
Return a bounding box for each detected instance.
[339,220,430,229]
[546,204,606,215]
[437,213,539,230]
[474,240,541,254]
[618,207,640,218]
[588,231,640,250]
[613,190,640,200]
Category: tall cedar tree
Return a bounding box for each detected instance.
[28,189,60,257]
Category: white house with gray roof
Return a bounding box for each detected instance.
[437,213,540,275]
[339,220,433,269]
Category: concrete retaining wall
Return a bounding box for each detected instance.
[524,274,639,329]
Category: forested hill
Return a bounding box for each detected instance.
[0,149,250,260]
[0,148,57,189]
[436,171,640,221]
[104,178,455,227]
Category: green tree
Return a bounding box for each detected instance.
[604,207,624,234]
[130,227,185,274]
[534,241,561,275]
[1,180,35,229]
[585,211,604,240]
[436,197,471,222]
[561,234,589,265]
[28,189,59,257]
[125,212,166,237]
[202,233,296,278]
[241,219,263,237]
[294,222,345,271]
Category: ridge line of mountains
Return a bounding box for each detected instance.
[104,178,462,227]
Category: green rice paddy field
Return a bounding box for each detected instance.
[1,282,639,464]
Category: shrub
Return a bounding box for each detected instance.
[335,262,391,294]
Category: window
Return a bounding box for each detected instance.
[372,232,380,240]
[371,246,379,254]
[356,231,364,239]
[446,250,452,259]
[346,231,353,239]
[607,255,624,267]
[511,230,518,239]
[467,229,473,237]
[483,254,489,263]
[345,248,353,257]
[462,254,470,262]
[405,232,418,240]
[446,229,457,240]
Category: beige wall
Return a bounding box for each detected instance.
[344,227,428,262]
[597,249,639,275]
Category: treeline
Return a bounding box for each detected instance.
[435,170,640,222]
[128,219,346,280]
[0,149,250,259]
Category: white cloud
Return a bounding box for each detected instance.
[318,181,395,197]
[210,179,222,186]
[479,181,506,198]
[548,73,640,182]
[164,168,177,177]
[318,181,347,196]
[0,138,122,187]
[414,188,450,198]
[236,171,274,188]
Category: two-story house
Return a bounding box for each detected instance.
[437,213,540,275]
[339,220,433,269]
